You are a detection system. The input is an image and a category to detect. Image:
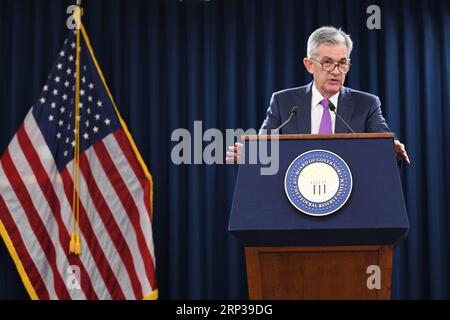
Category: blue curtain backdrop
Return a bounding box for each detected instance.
[0,0,449,299]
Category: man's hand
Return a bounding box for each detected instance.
[226,142,243,164]
[394,140,410,164]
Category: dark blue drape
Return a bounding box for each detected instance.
[0,0,449,299]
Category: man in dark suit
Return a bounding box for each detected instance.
[227,26,410,164]
[260,83,393,134]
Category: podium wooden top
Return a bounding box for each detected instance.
[242,133,395,141]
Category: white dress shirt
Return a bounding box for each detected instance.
[310,83,340,134]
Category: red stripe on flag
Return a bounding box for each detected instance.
[1,150,70,299]
[59,168,127,299]
[93,140,157,289]
[0,194,50,299]
[78,152,144,299]
[113,130,152,218]
[113,130,157,289]
[17,125,98,299]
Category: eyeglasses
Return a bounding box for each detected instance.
[309,57,351,73]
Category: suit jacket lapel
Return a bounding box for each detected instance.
[335,86,355,133]
[296,82,313,134]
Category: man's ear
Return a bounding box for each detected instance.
[303,58,314,75]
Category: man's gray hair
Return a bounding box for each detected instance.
[307,26,353,58]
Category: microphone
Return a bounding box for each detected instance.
[271,106,299,134]
[328,102,356,133]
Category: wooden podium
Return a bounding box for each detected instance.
[245,246,392,300]
[229,134,409,300]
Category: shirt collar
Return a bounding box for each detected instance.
[311,82,340,109]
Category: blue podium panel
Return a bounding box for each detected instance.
[228,134,409,247]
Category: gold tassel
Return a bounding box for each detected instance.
[69,233,76,254]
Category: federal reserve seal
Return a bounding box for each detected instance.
[284,150,353,217]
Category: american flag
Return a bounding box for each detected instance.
[0,27,157,299]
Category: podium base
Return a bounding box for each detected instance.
[245,245,392,300]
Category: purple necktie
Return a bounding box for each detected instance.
[319,99,332,134]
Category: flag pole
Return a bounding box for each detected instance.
[70,0,83,255]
